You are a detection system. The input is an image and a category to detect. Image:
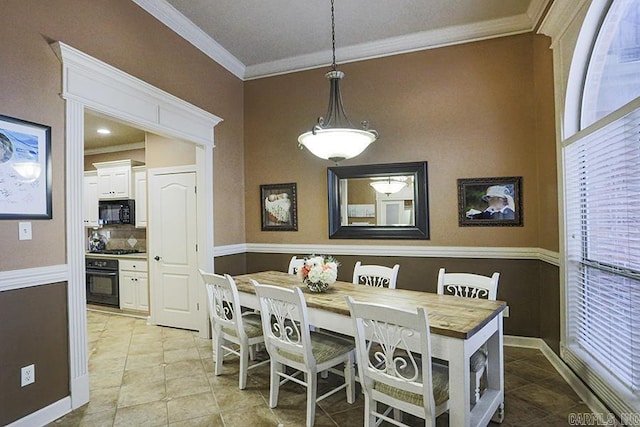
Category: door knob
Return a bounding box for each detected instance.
[154,256,161,261]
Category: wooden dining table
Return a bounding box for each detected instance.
[233,270,506,427]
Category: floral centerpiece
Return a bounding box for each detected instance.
[297,255,339,293]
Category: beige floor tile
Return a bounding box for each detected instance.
[166,391,220,423]
[166,374,211,399]
[221,405,280,427]
[83,386,121,414]
[164,347,201,363]
[163,327,195,340]
[132,329,163,340]
[125,351,164,370]
[169,414,225,426]
[213,387,266,413]
[163,336,197,351]
[53,311,592,426]
[128,341,164,355]
[165,359,206,380]
[117,378,167,408]
[122,364,166,386]
[113,401,168,427]
[89,354,127,373]
[90,368,124,390]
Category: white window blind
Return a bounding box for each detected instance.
[565,107,640,404]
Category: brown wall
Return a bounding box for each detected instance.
[1,0,245,263]
[0,283,69,425]
[244,33,557,250]
[0,0,245,422]
[145,134,196,169]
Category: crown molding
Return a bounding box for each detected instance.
[84,141,145,156]
[132,0,540,81]
[245,14,534,79]
[527,0,553,29]
[131,0,246,80]
[538,0,592,42]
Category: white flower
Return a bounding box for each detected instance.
[298,255,339,286]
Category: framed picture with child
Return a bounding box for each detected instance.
[260,183,298,231]
[458,177,522,227]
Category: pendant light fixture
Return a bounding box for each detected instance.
[297,0,378,163]
[369,176,408,196]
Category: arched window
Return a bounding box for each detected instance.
[582,0,640,128]
[564,0,640,418]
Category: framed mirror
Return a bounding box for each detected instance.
[327,161,429,239]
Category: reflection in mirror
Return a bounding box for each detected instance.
[328,162,429,239]
[341,176,414,226]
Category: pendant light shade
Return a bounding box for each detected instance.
[369,177,407,196]
[298,1,378,163]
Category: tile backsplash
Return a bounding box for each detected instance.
[87,225,147,252]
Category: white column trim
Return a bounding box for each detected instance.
[65,99,90,409]
[52,41,220,414]
[51,42,222,146]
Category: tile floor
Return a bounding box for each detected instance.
[50,310,592,426]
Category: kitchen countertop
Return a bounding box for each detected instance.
[85,252,148,260]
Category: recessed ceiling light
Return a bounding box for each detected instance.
[97,128,111,135]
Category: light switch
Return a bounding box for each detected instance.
[18,222,32,240]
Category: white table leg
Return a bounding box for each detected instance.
[448,338,472,427]
[486,314,505,423]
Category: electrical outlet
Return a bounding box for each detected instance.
[21,364,35,387]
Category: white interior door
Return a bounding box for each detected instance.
[149,170,199,330]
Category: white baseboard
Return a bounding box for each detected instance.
[504,336,610,416]
[7,396,71,427]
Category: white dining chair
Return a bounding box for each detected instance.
[252,280,356,427]
[287,255,306,275]
[200,270,269,390]
[346,296,449,427]
[352,261,400,289]
[436,267,500,404]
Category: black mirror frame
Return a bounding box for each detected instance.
[327,161,430,239]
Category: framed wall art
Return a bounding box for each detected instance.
[458,176,522,227]
[0,114,52,219]
[260,182,298,231]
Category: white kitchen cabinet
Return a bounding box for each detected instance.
[133,166,147,228]
[83,171,99,227]
[119,259,149,312]
[94,160,143,200]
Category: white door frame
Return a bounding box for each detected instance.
[52,42,221,409]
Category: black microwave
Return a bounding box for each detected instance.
[98,199,135,225]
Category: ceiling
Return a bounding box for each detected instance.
[134,0,549,80]
[84,111,146,153]
[86,0,549,151]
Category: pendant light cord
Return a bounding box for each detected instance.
[331,0,336,71]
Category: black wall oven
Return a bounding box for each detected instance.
[86,257,119,307]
